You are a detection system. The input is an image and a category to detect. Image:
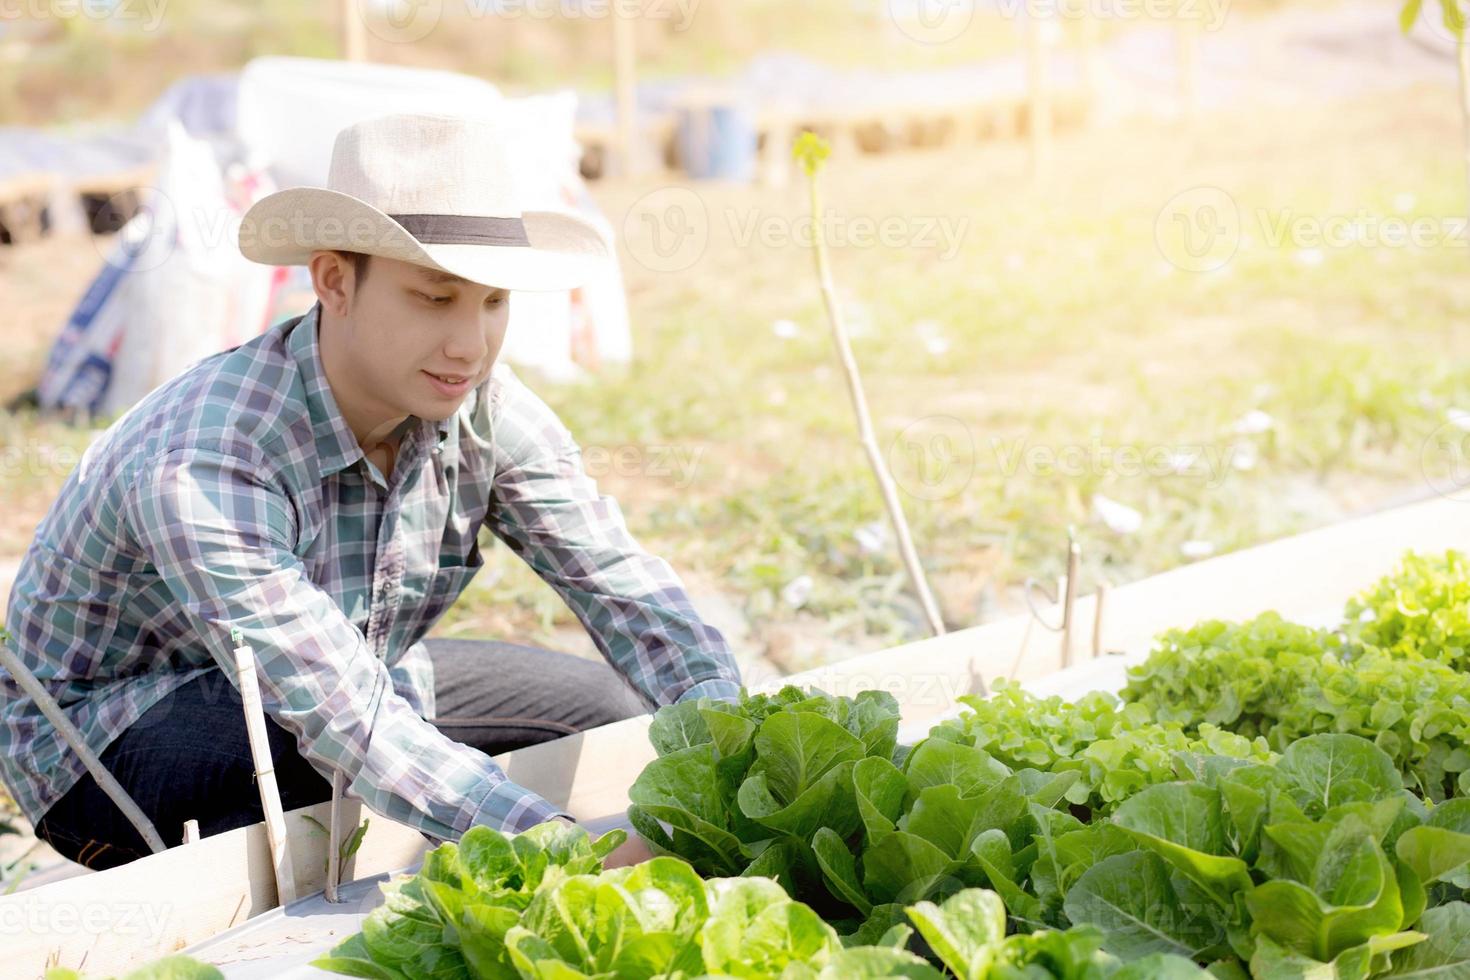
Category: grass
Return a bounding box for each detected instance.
[0,0,1306,126]
[4,83,1470,671]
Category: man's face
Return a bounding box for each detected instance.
[336,255,512,423]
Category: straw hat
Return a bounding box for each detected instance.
[238,112,608,292]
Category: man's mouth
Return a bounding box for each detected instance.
[424,371,475,396]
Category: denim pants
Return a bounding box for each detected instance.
[34,639,652,871]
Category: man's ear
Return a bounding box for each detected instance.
[308,251,355,318]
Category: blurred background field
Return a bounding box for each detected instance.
[2,0,1468,682]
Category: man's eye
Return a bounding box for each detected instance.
[417,291,452,305]
[485,293,506,307]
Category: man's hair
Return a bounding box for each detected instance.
[336,251,372,288]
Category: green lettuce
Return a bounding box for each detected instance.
[313,820,626,980]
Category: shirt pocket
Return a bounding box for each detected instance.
[404,550,485,642]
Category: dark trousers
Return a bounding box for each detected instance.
[34,639,651,871]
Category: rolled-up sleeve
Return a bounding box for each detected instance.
[125,446,566,838]
[485,373,742,706]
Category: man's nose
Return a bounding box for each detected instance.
[443,309,490,362]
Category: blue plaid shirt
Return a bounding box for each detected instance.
[1,301,740,839]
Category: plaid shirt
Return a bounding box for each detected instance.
[1,301,740,839]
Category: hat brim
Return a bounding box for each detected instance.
[238,187,610,292]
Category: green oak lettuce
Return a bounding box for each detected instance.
[934,681,1275,814]
[1121,614,1470,801]
[1344,549,1470,670]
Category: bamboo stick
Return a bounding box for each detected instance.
[230,629,296,905]
[795,135,947,640]
[0,642,167,855]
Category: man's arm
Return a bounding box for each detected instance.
[484,370,742,706]
[125,445,569,839]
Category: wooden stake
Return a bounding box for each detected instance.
[1458,36,1470,217]
[0,642,167,855]
[325,769,345,904]
[182,820,200,845]
[799,138,947,639]
[1026,4,1055,177]
[1177,18,1200,122]
[231,630,296,906]
[613,5,640,176]
[340,0,366,62]
[1059,534,1080,668]
[1092,582,1109,658]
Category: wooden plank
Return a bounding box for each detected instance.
[3,799,427,978]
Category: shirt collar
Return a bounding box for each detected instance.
[287,303,452,480]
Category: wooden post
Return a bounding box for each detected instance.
[341,0,366,62]
[231,630,296,906]
[1026,2,1055,177]
[1458,37,1470,217]
[1092,582,1109,658]
[613,3,640,176]
[1177,18,1199,122]
[1078,0,1103,127]
[182,820,200,845]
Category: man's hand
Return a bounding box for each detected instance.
[548,816,653,869]
[600,832,654,869]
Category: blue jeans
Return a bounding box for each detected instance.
[34,639,651,870]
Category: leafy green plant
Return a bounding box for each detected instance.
[312,819,626,979]
[43,957,222,980]
[905,888,1208,980]
[1059,734,1470,976]
[1121,614,1470,801]
[504,859,949,979]
[1344,549,1470,670]
[627,686,1089,935]
[625,686,904,894]
[301,814,371,878]
[934,681,1275,814]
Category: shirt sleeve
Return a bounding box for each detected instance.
[484,371,743,706]
[124,445,569,839]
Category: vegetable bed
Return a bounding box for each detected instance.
[59,550,1470,979]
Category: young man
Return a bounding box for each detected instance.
[0,113,740,871]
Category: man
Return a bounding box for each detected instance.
[0,113,741,871]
